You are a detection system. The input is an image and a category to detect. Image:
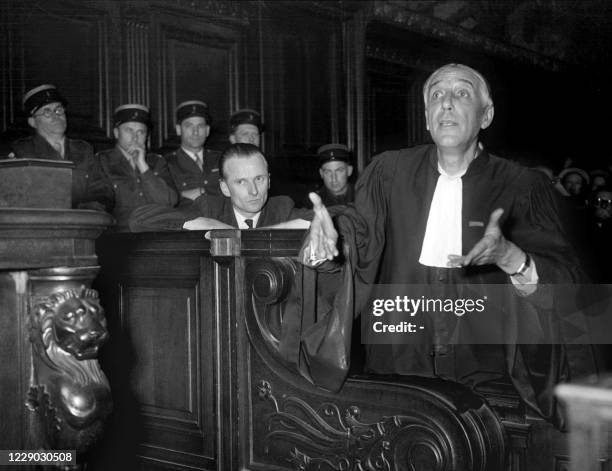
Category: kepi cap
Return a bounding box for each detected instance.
[176,100,210,124]
[113,103,151,128]
[229,109,263,133]
[559,167,590,185]
[317,143,351,166]
[23,84,67,116]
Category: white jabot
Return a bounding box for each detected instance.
[419,163,466,268]
[234,209,261,229]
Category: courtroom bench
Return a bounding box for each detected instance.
[92,229,574,471]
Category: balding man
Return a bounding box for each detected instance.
[303,63,587,424]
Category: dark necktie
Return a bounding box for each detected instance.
[245,219,253,229]
[195,153,203,171]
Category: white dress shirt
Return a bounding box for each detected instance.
[234,209,261,229]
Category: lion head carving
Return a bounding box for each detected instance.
[32,287,109,387]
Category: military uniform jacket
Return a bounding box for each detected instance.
[165,147,221,197]
[94,147,178,231]
[315,183,355,207]
[10,133,113,209]
[128,195,312,232]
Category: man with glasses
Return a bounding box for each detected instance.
[10,84,110,210]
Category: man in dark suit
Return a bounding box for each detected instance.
[165,100,221,201]
[93,104,177,231]
[129,143,311,231]
[9,84,111,210]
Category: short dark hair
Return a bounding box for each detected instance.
[219,143,268,180]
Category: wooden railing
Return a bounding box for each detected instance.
[93,229,525,470]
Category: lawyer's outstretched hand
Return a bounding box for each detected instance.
[303,192,339,265]
[447,208,526,274]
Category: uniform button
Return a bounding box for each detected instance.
[85,174,89,179]
[154,172,158,176]
[113,184,118,189]
[139,192,143,196]
[204,180,208,184]
[182,182,187,186]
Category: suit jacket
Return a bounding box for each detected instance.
[128,194,311,232]
[10,133,112,209]
[165,147,221,197]
[93,147,178,231]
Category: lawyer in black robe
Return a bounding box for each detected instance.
[300,64,596,427]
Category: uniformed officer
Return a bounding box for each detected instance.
[93,104,178,231]
[228,109,263,147]
[166,100,221,201]
[9,84,111,210]
[314,143,354,206]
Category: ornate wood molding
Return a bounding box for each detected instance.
[370,0,565,72]
[241,257,507,470]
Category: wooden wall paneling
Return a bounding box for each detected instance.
[123,20,150,109]
[328,28,340,145]
[212,254,241,471]
[0,1,15,136]
[154,16,241,150]
[0,273,27,449]
[260,21,284,156]
[255,6,264,148]
[343,9,369,172]
[258,7,342,158]
[118,277,217,470]
[306,32,335,148]
[94,236,221,470]
[4,0,111,142]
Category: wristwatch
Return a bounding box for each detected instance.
[511,253,531,277]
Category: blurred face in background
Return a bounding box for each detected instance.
[562,173,585,196]
[593,190,612,221]
[229,124,260,147]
